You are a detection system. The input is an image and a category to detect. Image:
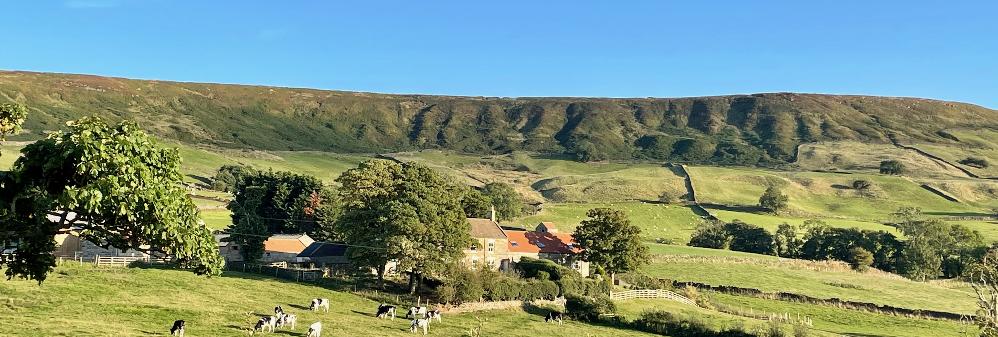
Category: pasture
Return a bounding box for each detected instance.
[0,264,658,337]
[514,202,702,244]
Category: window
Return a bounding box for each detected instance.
[487,240,495,252]
[232,245,239,251]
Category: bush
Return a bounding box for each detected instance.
[847,247,874,272]
[852,180,872,190]
[959,157,989,168]
[689,221,731,249]
[633,310,756,337]
[879,160,905,175]
[436,284,457,304]
[724,221,774,255]
[683,285,713,309]
[515,257,574,281]
[559,277,610,297]
[564,294,616,322]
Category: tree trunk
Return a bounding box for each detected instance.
[408,272,421,294]
[376,264,386,289]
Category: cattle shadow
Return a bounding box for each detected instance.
[287,303,311,311]
[521,301,560,318]
[351,309,375,317]
[830,183,852,190]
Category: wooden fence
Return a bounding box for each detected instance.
[95,255,170,267]
[609,289,697,306]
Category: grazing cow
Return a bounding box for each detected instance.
[169,320,185,336]
[252,316,277,334]
[406,306,427,319]
[376,304,397,320]
[274,306,284,316]
[426,310,442,322]
[410,318,430,335]
[310,298,330,312]
[277,313,297,330]
[545,311,564,324]
[306,321,322,337]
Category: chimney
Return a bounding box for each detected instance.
[489,205,496,222]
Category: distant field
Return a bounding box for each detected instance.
[642,244,978,315]
[0,265,658,337]
[796,141,969,179]
[514,202,702,244]
[913,128,998,178]
[687,165,989,221]
[708,209,899,235]
[172,141,371,184]
[708,292,975,337]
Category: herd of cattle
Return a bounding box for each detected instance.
[167,297,565,336]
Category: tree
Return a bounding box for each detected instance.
[211,165,257,192]
[635,135,677,160]
[227,170,334,260]
[335,159,470,291]
[572,208,650,282]
[461,187,493,219]
[0,117,223,282]
[723,220,774,255]
[970,247,998,336]
[879,160,905,175]
[898,219,954,280]
[759,185,789,213]
[773,223,802,258]
[0,103,27,158]
[480,182,522,221]
[852,180,872,190]
[688,220,729,249]
[847,247,874,272]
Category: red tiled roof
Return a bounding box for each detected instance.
[506,231,580,254]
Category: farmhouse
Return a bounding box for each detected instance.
[464,214,509,270]
[504,222,589,276]
[297,242,350,267]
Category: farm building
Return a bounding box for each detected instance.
[297,242,350,267]
[52,229,151,259]
[215,233,314,263]
[504,223,589,276]
[464,213,509,270]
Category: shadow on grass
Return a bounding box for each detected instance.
[701,203,767,214]
[924,211,995,217]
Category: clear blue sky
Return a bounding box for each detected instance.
[2,1,997,107]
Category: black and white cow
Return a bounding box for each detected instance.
[274,306,284,316]
[376,304,397,320]
[545,311,564,324]
[252,316,277,334]
[169,320,185,336]
[406,306,427,319]
[310,298,330,312]
[277,313,297,330]
[426,310,442,322]
[410,318,430,335]
[306,321,322,337]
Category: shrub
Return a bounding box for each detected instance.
[847,247,874,272]
[959,157,989,168]
[633,310,756,337]
[689,221,731,249]
[436,284,457,304]
[683,285,713,309]
[564,294,616,322]
[724,221,775,255]
[515,257,574,281]
[879,160,905,175]
[852,180,872,190]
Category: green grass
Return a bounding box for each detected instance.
[641,245,978,315]
[709,292,977,337]
[171,141,371,184]
[687,165,988,222]
[709,209,900,236]
[514,202,702,244]
[914,128,998,177]
[200,209,233,230]
[0,265,658,337]
[614,298,770,333]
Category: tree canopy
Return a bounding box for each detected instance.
[227,170,335,262]
[572,207,649,279]
[0,117,223,282]
[480,182,522,221]
[335,159,471,290]
[758,185,789,213]
[0,103,27,157]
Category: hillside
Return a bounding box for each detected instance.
[2,70,996,163]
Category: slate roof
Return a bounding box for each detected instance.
[297,242,348,258]
[467,218,507,239]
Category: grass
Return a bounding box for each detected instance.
[0,264,659,337]
[200,209,233,230]
[796,141,971,179]
[614,298,774,333]
[708,292,977,337]
[687,165,989,222]
[913,128,998,177]
[709,209,900,236]
[641,244,978,315]
[514,202,703,244]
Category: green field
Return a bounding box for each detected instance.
[642,244,977,315]
[914,128,998,178]
[709,292,976,337]
[515,202,702,244]
[0,265,658,337]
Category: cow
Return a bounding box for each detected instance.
[376,304,397,320]
[406,306,427,319]
[426,310,442,322]
[306,321,322,337]
[410,318,429,335]
[310,298,330,312]
[277,313,297,330]
[169,320,185,336]
[274,306,284,316]
[545,311,564,324]
[252,316,277,334]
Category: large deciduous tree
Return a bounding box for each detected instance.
[0,103,27,157]
[227,170,335,262]
[758,185,789,213]
[572,208,649,282]
[0,117,223,282]
[480,182,522,221]
[335,159,470,291]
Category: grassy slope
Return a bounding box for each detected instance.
[642,244,977,315]
[708,293,975,337]
[914,128,998,177]
[515,202,701,244]
[0,265,658,337]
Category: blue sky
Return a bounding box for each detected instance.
[2,1,997,107]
